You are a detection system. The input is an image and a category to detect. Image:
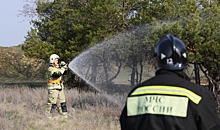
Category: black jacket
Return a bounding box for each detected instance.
[120,70,220,130]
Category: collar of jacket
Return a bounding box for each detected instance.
[155,69,190,81]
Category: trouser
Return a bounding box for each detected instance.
[46,88,68,116]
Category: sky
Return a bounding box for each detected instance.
[0,0,31,47]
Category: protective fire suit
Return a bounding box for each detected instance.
[120,70,220,130]
[46,63,68,118]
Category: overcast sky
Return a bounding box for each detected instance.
[0,0,31,47]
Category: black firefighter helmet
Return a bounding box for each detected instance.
[154,34,188,71]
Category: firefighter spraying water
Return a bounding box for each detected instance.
[46,54,68,119]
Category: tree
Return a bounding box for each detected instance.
[21,0,127,88]
[22,0,126,60]
[138,1,220,110]
[21,0,200,84]
[115,0,203,86]
[21,0,220,92]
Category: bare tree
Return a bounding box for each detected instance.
[17,0,53,21]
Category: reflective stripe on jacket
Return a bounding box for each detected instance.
[48,79,62,84]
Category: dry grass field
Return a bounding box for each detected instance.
[0,85,124,130]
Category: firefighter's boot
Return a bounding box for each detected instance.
[46,104,57,119]
[60,102,68,118]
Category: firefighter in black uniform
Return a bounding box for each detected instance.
[120,34,220,130]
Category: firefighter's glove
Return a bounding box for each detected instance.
[61,64,68,71]
[60,61,66,67]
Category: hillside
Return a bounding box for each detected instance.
[0,45,47,83]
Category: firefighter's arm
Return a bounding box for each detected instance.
[60,61,68,72]
[197,90,220,130]
[48,67,64,78]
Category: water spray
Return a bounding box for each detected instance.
[68,20,186,106]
